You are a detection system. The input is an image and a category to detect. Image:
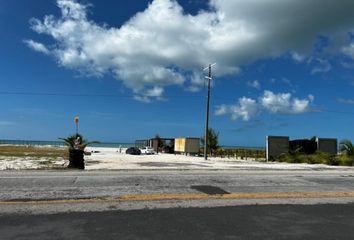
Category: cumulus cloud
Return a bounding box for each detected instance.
[308,94,315,102]
[26,0,354,100]
[231,98,259,121]
[311,58,332,74]
[216,97,259,121]
[24,40,50,55]
[247,80,261,90]
[291,52,307,63]
[134,86,165,103]
[342,43,354,59]
[216,90,314,121]
[260,91,313,114]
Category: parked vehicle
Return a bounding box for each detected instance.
[162,145,174,154]
[126,147,141,155]
[140,146,155,154]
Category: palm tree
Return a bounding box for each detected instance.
[59,134,99,150]
[340,140,354,158]
[59,134,99,169]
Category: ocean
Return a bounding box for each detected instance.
[0,139,265,150]
[0,139,135,148]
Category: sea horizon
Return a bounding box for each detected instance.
[0,139,265,150]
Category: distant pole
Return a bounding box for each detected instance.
[203,63,216,160]
[74,116,79,135]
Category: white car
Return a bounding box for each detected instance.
[140,147,155,154]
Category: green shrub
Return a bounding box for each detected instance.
[275,151,336,165]
[336,154,354,166]
[214,148,266,159]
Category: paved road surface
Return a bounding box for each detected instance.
[1,169,354,239]
[2,169,354,201]
[1,204,354,240]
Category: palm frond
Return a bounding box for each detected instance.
[59,134,99,150]
[340,140,354,156]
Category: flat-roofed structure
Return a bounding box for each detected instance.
[266,136,338,161]
[266,136,289,161]
[316,138,338,155]
[174,138,200,155]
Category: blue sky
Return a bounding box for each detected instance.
[1,0,354,146]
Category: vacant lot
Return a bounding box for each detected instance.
[0,145,67,170]
[0,145,68,158]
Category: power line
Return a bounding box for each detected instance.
[318,110,354,115]
[0,91,126,97]
[0,91,204,99]
[1,91,353,115]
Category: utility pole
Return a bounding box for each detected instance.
[203,63,216,160]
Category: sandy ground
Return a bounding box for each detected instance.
[83,147,349,170]
[0,147,350,170]
[0,147,345,170]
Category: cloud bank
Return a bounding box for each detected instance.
[26,0,354,101]
[215,91,314,121]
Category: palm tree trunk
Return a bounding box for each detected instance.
[68,149,85,169]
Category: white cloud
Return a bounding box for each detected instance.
[230,97,259,121]
[24,40,50,55]
[216,90,313,121]
[215,104,228,116]
[26,0,354,100]
[145,86,164,97]
[311,58,332,74]
[247,80,261,90]
[185,71,205,92]
[341,62,354,69]
[342,43,354,59]
[134,86,165,103]
[260,91,292,114]
[260,91,313,114]
[338,98,354,105]
[216,97,259,121]
[341,43,354,70]
[291,52,306,63]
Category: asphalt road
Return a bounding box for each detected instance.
[0,169,354,215]
[1,170,354,239]
[2,169,354,202]
[1,204,354,240]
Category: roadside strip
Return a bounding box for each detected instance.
[1,191,354,205]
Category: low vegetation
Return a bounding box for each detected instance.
[272,151,354,166]
[214,148,266,160]
[201,128,220,156]
[0,145,68,158]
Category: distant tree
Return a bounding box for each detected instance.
[340,140,354,158]
[201,128,219,156]
[155,134,164,148]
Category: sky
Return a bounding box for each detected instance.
[1,0,354,147]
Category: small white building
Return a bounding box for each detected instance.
[174,138,200,154]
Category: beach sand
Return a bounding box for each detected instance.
[0,146,348,170]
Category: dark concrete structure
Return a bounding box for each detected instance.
[316,138,338,155]
[267,136,338,160]
[266,136,289,161]
[289,139,317,154]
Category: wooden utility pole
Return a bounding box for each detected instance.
[204,63,215,160]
